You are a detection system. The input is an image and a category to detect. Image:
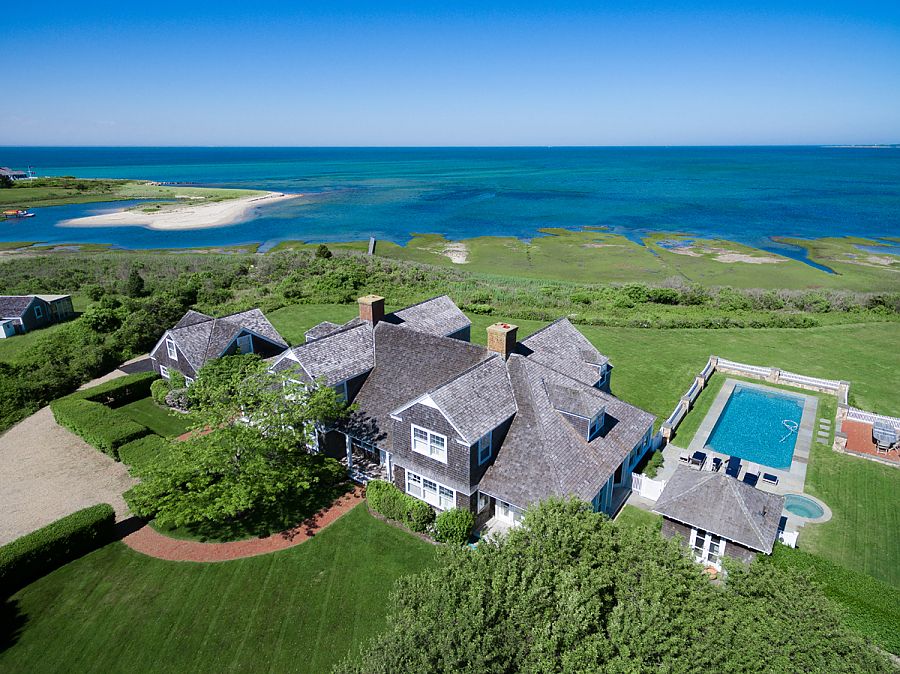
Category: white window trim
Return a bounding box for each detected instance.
[34,304,43,319]
[477,431,492,465]
[406,470,455,510]
[160,365,170,379]
[185,376,194,386]
[410,424,448,463]
[166,338,178,361]
[689,528,726,569]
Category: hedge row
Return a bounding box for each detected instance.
[50,398,149,459]
[118,434,171,475]
[366,480,435,533]
[434,508,475,546]
[0,503,116,596]
[50,372,158,459]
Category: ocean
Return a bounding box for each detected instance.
[0,147,898,254]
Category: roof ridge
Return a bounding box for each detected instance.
[292,320,370,353]
[519,317,568,343]
[729,478,767,549]
[427,352,500,397]
[515,358,569,493]
[392,294,451,313]
[656,470,718,509]
[521,356,609,398]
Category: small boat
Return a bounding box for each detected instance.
[2,209,35,219]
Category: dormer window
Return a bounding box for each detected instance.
[236,334,253,354]
[166,338,178,360]
[34,305,43,319]
[477,431,492,465]
[411,425,447,463]
[589,411,604,441]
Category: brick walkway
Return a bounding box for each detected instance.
[841,419,900,464]
[122,486,365,562]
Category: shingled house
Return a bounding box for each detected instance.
[150,308,288,382]
[653,468,785,569]
[271,294,654,528]
[0,294,74,336]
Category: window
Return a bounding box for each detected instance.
[406,470,454,510]
[236,334,253,354]
[589,412,604,440]
[477,432,492,465]
[185,376,194,386]
[166,338,178,360]
[477,492,490,512]
[160,365,170,379]
[690,529,726,568]
[34,305,43,319]
[411,425,447,463]
[335,381,348,402]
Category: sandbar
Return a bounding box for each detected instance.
[60,192,300,231]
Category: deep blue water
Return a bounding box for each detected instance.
[705,384,805,470]
[0,147,898,253]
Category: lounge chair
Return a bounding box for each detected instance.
[762,472,779,485]
[690,451,707,470]
[725,457,742,478]
[742,472,759,487]
[711,457,723,473]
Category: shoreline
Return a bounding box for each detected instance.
[59,192,301,231]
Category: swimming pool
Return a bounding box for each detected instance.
[705,384,805,469]
[784,494,825,519]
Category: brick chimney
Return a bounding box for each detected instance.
[487,322,518,359]
[358,295,385,325]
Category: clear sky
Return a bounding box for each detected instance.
[4,1,899,146]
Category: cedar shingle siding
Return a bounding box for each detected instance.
[0,295,63,334]
[661,518,758,564]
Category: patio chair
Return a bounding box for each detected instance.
[725,457,742,479]
[690,451,707,470]
[762,472,779,485]
[711,457,723,473]
[742,472,759,487]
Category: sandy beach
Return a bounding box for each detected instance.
[60,192,300,230]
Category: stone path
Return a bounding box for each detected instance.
[122,486,365,562]
[0,407,137,545]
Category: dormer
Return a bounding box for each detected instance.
[546,382,606,441]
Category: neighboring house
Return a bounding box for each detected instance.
[0,167,28,181]
[150,308,288,383]
[271,294,655,527]
[653,467,785,570]
[0,294,70,335]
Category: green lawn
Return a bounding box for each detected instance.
[614,505,662,530]
[0,504,437,673]
[116,397,193,438]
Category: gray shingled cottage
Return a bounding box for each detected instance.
[653,467,785,569]
[150,308,288,382]
[0,294,74,336]
[270,294,655,530]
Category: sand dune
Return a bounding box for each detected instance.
[61,192,300,231]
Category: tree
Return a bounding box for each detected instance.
[0,175,13,189]
[128,356,350,531]
[315,244,333,259]
[124,267,146,298]
[337,498,891,674]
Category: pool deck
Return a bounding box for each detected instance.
[684,378,818,496]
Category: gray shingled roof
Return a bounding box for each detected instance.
[424,355,517,444]
[0,296,36,318]
[349,322,491,447]
[545,382,605,419]
[272,322,374,387]
[518,318,609,386]
[479,355,655,508]
[653,468,785,553]
[160,308,288,372]
[305,321,342,342]
[384,295,471,337]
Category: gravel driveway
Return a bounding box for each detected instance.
[0,406,138,545]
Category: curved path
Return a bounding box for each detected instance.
[123,486,365,562]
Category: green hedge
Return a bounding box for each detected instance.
[118,434,171,475]
[50,398,149,459]
[767,544,900,654]
[434,508,475,545]
[367,480,435,533]
[50,372,157,459]
[0,503,116,596]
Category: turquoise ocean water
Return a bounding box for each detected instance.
[0,147,897,257]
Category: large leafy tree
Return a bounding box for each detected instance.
[129,355,349,531]
[338,498,890,674]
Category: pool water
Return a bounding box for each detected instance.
[705,384,805,469]
[784,494,825,519]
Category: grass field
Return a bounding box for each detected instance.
[0,505,437,673]
[116,397,192,438]
[0,295,91,365]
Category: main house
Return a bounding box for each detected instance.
[150,308,288,383]
[271,294,654,527]
[0,294,75,337]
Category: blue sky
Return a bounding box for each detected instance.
[4,1,899,145]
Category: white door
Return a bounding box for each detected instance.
[496,500,515,523]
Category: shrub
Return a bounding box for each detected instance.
[50,398,149,458]
[0,503,116,596]
[150,379,169,405]
[118,434,171,474]
[367,480,436,533]
[165,388,190,412]
[76,371,157,406]
[434,508,475,545]
[642,450,665,479]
